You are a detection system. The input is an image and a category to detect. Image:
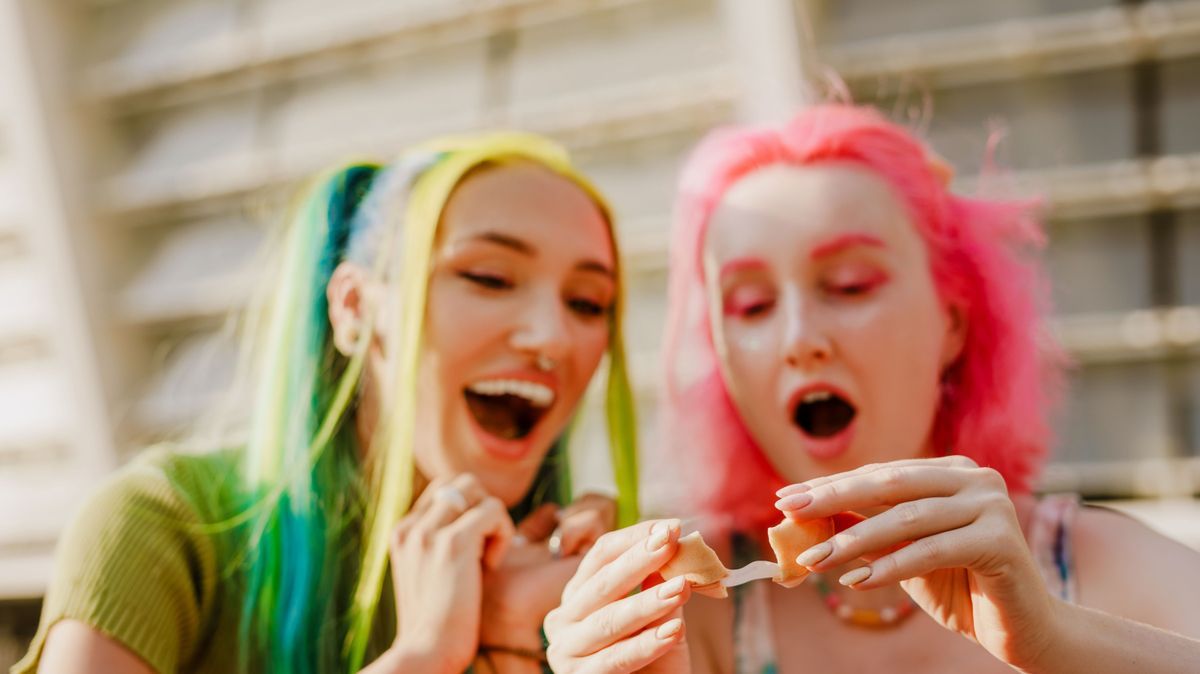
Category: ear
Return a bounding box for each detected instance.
[940,302,967,370]
[327,262,370,356]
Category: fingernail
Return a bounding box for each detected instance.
[512,534,529,547]
[657,575,686,599]
[656,618,683,640]
[775,483,811,498]
[646,521,673,552]
[795,542,832,568]
[775,492,812,511]
[839,566,872,587]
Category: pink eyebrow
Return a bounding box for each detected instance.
[718,257,767,279]
[809,233,886,260]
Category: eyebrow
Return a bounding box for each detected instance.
[718,257,767,279]
[809,233,886,260]
[471,231,614,278]
[474,231,533,255]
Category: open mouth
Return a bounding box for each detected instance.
[792,390,857,439]
[465,379,556,441]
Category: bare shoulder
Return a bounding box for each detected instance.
[1072,504,1200,637]
[39,620,156,674]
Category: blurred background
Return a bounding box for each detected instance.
[2,0,1200,665]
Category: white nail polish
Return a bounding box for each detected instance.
[656,618,683,639]
[839,566,872,587]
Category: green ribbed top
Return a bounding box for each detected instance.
[13,448,244,673]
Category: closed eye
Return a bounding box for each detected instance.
[568,297,609,318]
[724,296,775,318]
[831,283,873,296]
[741,301,774,317]
[458,271,512,290]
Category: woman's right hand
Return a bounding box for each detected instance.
[384,473,515,674]
[544,519,692,674]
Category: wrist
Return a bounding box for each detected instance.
[479,647,545,674]
[1012,595,1072,674]
[382,640,461,674]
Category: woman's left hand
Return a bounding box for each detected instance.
[480,494,618,658]
[776,455,1058,669]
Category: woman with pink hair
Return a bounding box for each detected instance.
[543,104,1200,673]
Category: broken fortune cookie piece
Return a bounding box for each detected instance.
[658,531,730,598]
[767,516,836,588]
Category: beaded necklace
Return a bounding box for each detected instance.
[810,572,917,628]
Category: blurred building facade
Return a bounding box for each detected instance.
[2,0,1200,666]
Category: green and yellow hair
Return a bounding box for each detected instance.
[229,132,639,673]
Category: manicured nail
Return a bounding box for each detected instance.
[839,566,872,587]
[656,618,683,639]
[795,542,832,568]
[646,520,675,552]
[775,492,813,511]
[776,483,812,498]
[657,575,686,599]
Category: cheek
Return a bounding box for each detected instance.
[718,323,786,439]
[567,324,609,390]
[424,282,508,370]
[849,294,949,453]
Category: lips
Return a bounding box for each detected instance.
[787,384,858,460]
[464,372,558,461]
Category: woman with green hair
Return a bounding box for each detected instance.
[16,132,640,674]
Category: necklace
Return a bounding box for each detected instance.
[811,572,917,628]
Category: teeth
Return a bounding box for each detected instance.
[467,379,556,408]
[802,391,833,404]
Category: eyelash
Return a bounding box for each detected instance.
[823,276,885,297]
[732,301,773,318]
[459,271,610,319]
[569,299,608,318]
[459,271,512,291]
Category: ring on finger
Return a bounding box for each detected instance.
[548,526,564,559]
[435,484,470,515]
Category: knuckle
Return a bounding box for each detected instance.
[435,530,460,555]
[477,496,500,515]
[579,509,604,527]
[409,525,434,550]
[949,454,978,469]
[873,551,900,578]
[893,501,922,528]
[916,536,942,563]
[968,466,1007,492]
[593,530,620,556]
[389,524,407,550]
[877,467,906,490]
[608,646,637,673]
[977,487,1011,511]
[821,481,843,501]
[455,472,481,489]
[594,608,620,639]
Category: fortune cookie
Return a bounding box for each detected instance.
[658,531,730,598]
[767,516,836,588]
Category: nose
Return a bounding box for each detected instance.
[782,293,833,370]
[510,287,571,367]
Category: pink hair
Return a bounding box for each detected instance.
[662,104,1063,534]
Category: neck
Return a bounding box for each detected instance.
[352,358,429,508]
